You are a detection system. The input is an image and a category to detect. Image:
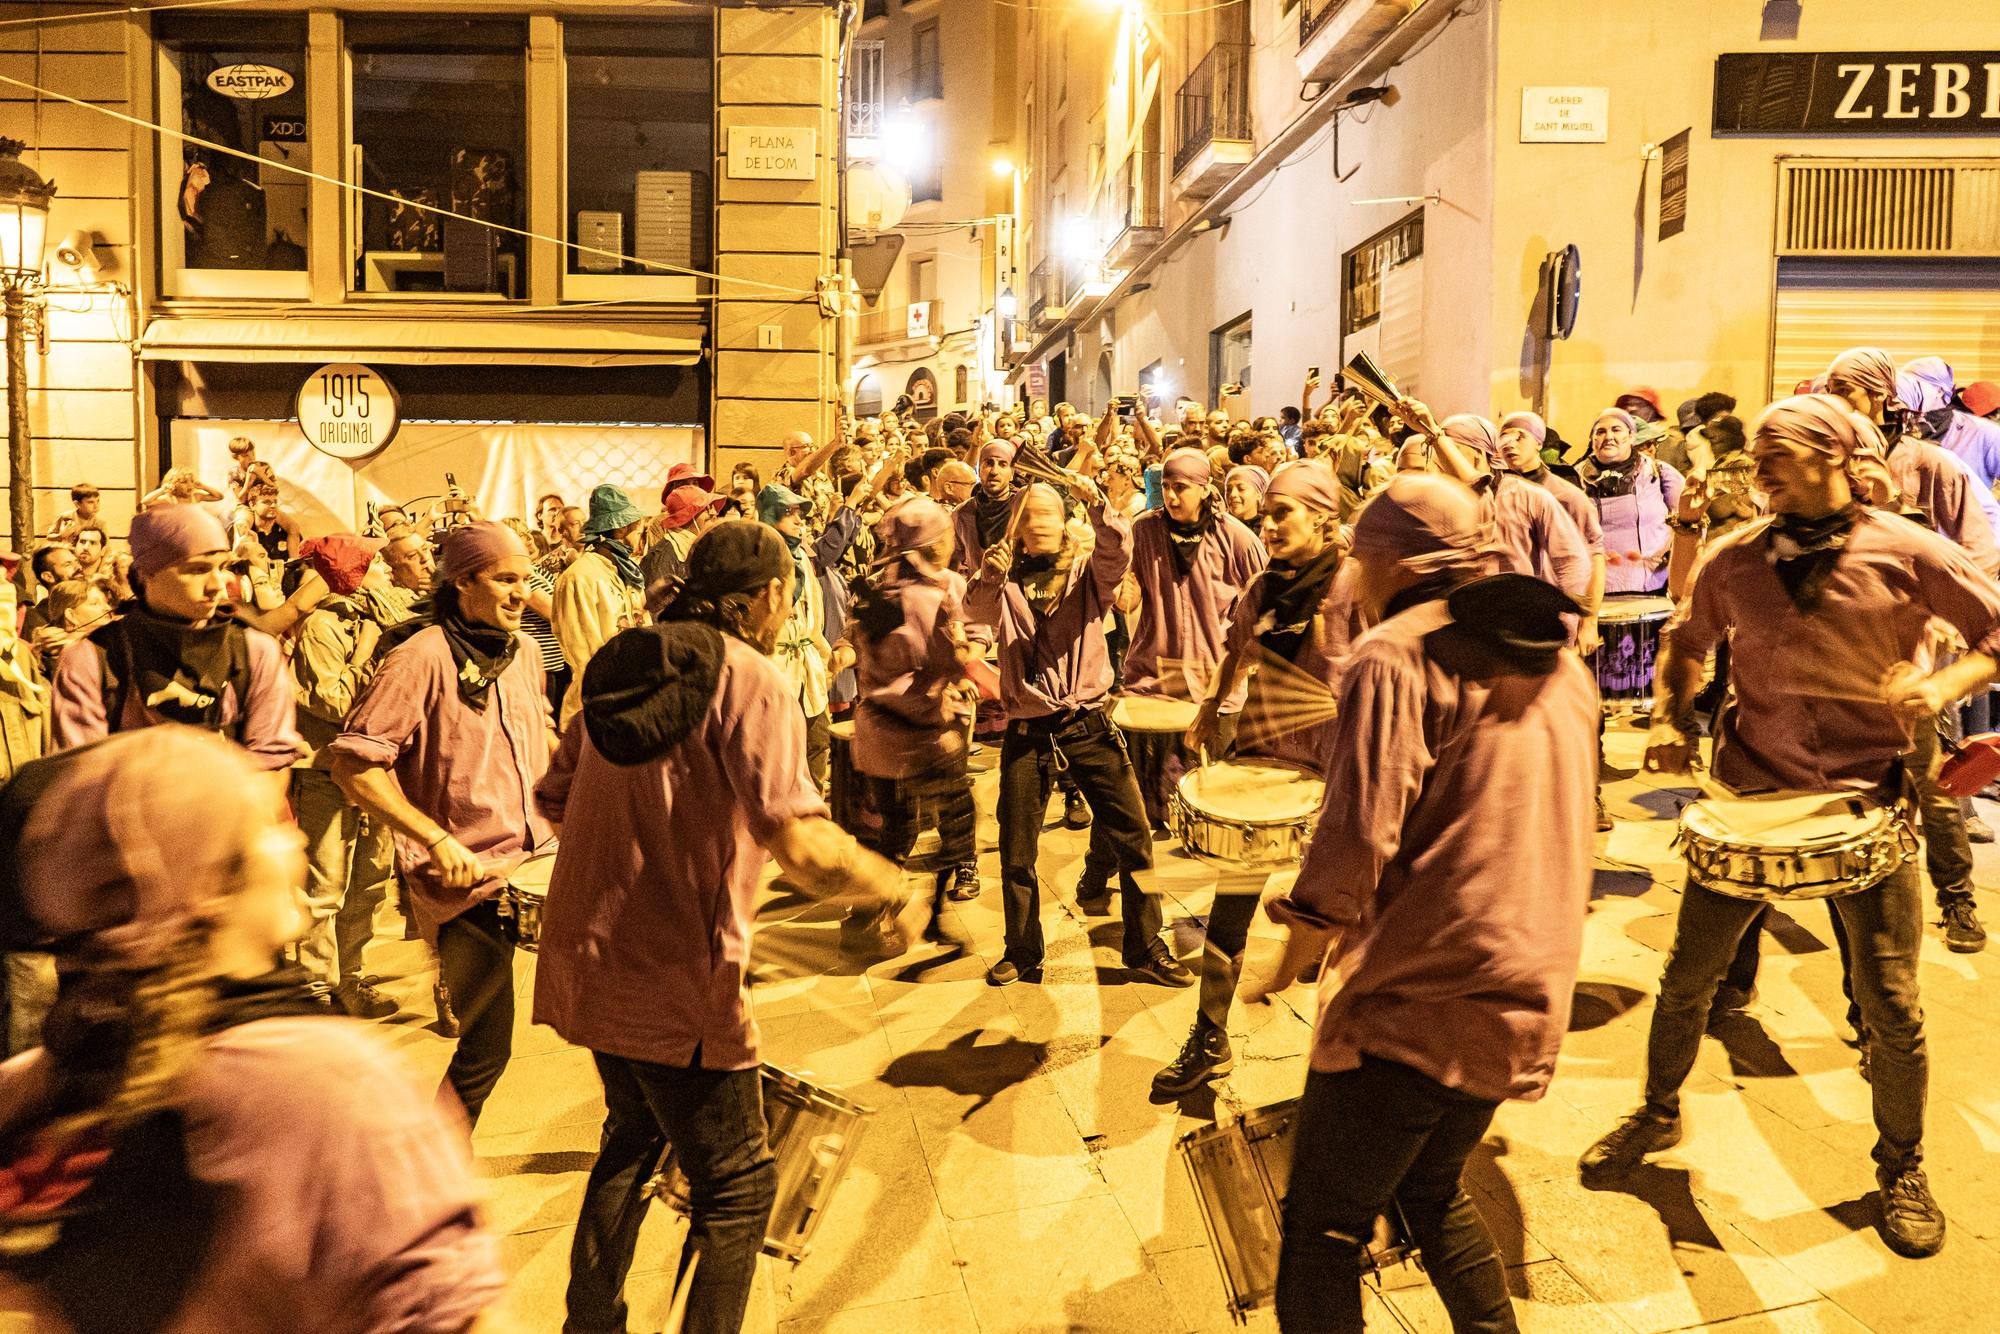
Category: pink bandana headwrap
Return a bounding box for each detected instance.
[1161,448,1212,487]
[977,441,1017,466]
[1265,459,1341,514]
[128,504,228,586]
[434,520,528,587]
[1349,473,1498,576]
[1826,347,1900,405]
[1224,464,1271,499]
[1751,393,1886,464]
[1441,413,1502,463]
[1500,411,1547,446]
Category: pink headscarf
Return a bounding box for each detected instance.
[874,494,952,560]
[1501,411,1547,446]
[128,504,229,585]
[434,520,528,588]
[977,441,1017,466]
[1826,347,1900,405]
[1441,413,1502,463]
[1349,473,1498,576]
[19,726,283,971]
[1161,449,1211,487]
[1592,407,1638,438]
[1897,356,1955,415]
[1266,459,1341,514]
[1225,464,1271,499]
[1751,393,1886,464]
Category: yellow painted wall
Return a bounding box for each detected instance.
[1489,2,2000,440]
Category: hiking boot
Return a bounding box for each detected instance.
[1578,1110,1682,1184]
[335,978,399,1020]
[1152,1019,1233,1096]
[1128,939,1195,988]
[433,980,460,1038]
[947,864,982,901]
[1063,790,1092,829]
[1968,813,1994,844]
[1942,899,1986,953]
[1877,1163,1946,1258]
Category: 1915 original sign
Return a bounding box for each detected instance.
[1715,53,2000,134]
[297,363,400,462]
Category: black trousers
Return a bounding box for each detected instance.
[565,1056,776,1334]
[861,751,977,876]
[1278,1057,1515,1334]
[435,898,516,1128]
[996,707,1158,967]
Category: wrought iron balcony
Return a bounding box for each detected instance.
[1173,43,1252,193]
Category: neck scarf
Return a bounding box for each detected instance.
[1579,452,1644,499]
[971,487,1015,551]
[776,528,811,604]
[1163,498,1218,578]
[433,586,519,711]
[1767,503,1864,611]
[1256,545,1343,663]
[1009,548,1074,618]
[108,603,249,734]
[588,535,644,590]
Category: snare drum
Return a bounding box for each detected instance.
[1179,1099,1418,1317]
[648,1065,872,1263]
[1111,694,1201,736]
[1595,596,1676,714]
[1172,759,1325,868]
[496,851,558,951]
[1677,789,1916,902]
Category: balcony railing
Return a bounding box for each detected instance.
[856,299,938,345]
[1300,0,1348,45]
[1028,258,1066,327]
[1118,149,1162,233]
[1173,43,1252,178]
[847,39,885,139]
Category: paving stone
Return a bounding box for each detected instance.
[1383,1259,1635,1332]
[947,1193,1182,1332]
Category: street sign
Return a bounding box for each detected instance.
[726,127,817,181]
[1520,87,1609,143]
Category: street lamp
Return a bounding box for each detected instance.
[0,138,53,583]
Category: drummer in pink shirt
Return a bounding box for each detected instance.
[1155,459,1364,1097]
[1106,447,1265,832]
[530,522,916,1334]
[1243,473,1597,1334]
[1581,395,2000,1262]
[330,521,553,1129]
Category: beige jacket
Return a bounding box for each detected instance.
[552,548,643,727]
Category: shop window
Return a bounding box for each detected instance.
[1209,311,1251,404]
[954,364,970,406]
[911,20,942,102]
[349,17,527,299]
[155,15,310,299]
[565,19,713,302]
[1342,210,1423,337]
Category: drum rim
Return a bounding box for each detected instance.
[1177,759,1326,824]
[762,1062,875,1117]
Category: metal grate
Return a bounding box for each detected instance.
[1777,159,2000,257]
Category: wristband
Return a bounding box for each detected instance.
[426,831,451,850]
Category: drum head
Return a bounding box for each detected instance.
[828,719,856,742]
[506,851,559,895]
[1179,761,1324,823]
[1597,596,1676,624]
[1682,791,1886,848]
[1113,695,1201,734]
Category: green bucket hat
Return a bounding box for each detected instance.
[582,483,648,536]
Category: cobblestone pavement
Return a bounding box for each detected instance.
[360,718,2000,1332]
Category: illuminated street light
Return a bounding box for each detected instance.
[0,137,52,589]
[996,287,1018,319]
[1061,215,1097,262]
[991,156,1015,178]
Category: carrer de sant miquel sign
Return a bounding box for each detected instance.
[1715,53,2000,134]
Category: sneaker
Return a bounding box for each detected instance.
[1877,1163,1947,1257]
[1063,790,1092,829]
[1969,814,1994,845]
[433,980,460,1038]
[948,865,981,901]
[1595,793,1613,833]
[1128,940,1195,988]
[335,978,399,1020]
[1942,899,1987,953]
[1073,872,1112,915]
[986,956,1041,987]
[1152,1020,1233,1096]
[1578,1110,1682,1183]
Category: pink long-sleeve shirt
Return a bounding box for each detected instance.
[1268,598,1600,1103]
[1487,472,1594,600]
[531,637,828,1070]
[1122,508,1266,702]
[50,627,302,771]
[1669,509,2000,797]
[1887,436,2000,578]
[326,626,553,939]
[1220,559,1368,770]
[851,567,972,779]
[1529,468,1606,557]
[964,504,1131,720]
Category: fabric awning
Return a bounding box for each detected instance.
[139,316,706,366]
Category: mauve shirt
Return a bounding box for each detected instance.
[852,567,972,779]
[1530,469,1606,557]
[1886,436,2000,578]
[964,504,1131,720]
[327,626,553,939]
[1670,509,2000,798]
[531,636,828,1070]
[1221,560,1368,770]
[0,1019,503,1333]
[1122,508,1266,702]
[1590,459,1685,594]
[51,629,302,771]
[1268,599,1600,1103]
[1485,472,1593,600]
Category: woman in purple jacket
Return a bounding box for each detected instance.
[1577,407,1684,596]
